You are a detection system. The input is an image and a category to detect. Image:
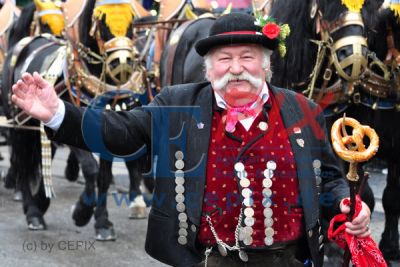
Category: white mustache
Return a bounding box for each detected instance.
[213,71,264,91]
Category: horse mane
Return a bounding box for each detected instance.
[8,2,36,48]
[270,0,383,89]
[270,0,317,88]
[368,8,400,61]
[79,0,97,52]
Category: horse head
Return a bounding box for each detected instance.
[270,0,382,108]
[354,2,400,109]
[33,0,65,37]
[315,0,372,82]
[64,0,151,107]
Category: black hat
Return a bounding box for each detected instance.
[195,13,279,56]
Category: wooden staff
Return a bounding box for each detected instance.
[330,115,379,267]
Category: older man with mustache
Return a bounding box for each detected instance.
[12,13,371,267]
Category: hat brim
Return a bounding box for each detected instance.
[195,34,279,56]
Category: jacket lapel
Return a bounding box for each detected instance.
[184,84,213,226]
[271,86,319,230]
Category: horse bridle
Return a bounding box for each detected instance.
[303,1,368,106]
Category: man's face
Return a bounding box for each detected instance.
[206,44,268,107]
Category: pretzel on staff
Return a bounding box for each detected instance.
[331,116,379,181]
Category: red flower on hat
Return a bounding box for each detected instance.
[262,23,280,39]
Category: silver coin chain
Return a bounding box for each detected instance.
[204,209,244,266]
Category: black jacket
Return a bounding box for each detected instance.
[48,82,349,267]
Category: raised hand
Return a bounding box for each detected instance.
[11,72,59,123]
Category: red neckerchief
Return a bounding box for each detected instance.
[225,102,259,132]
[328,195,387,267]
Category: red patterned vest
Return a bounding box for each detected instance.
[198,91,304,248]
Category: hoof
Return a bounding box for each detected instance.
[72,200,94,227]
[95,227,116,241]
[129,205,147,219]
[27,216,47,231]
[13,191,23,202]
[128,195,148,219]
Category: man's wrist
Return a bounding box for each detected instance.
[44,99,65,130]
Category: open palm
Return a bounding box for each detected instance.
[12,72,59,122]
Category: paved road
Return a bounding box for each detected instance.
[0,145,399,266]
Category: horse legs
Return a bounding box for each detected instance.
[379,160,400,261]
[94,158,116,241]
[69,147,98,227]
[4,129,22,201]
[65,150,80,182]
[13,129,48,230]
[126,159,147,219]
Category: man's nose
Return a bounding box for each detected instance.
[229,60,243,74]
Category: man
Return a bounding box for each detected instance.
[12,13,371,267]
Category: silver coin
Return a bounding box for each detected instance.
[175,184,185,194]
[314,168,321,176]
[218,244,228,257]
[175,170,184,178]
[238,227,245,241]
[244,217,255,227]
[243,236,253,245]
[262,178,272,188]
[263,207,273,217]
[178,235,187,245]
[239,250,249,262]
[178,228,188,236]
[266,160,277,170]
[313,159,321,169]
[179,221,188,229]
[264,236,274,246]
[315,175,322,185]
[234,162,245,172]
[243,197,253,207]
[175,151,184,160]
[175,176,185,185]
[258,121,268,131]
[178,212,187,222]
[240,178,250,188]
[175,160,185,170]
[263,169,274,179]
[244,207,254,217]
[319,235,324,244]
[243,226,253,236]
[237,170,248,179]
[264,227,275,237]
[264,217,274,227]
[262,188,272,197]
[263,198,272,207]
[241,188,252,198]
[176,202,186,212]
[175,193,185,203]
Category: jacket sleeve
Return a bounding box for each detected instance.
[46,87,172,156]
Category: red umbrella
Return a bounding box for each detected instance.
[328,195,387,267]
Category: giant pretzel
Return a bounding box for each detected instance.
[331,117,379,181]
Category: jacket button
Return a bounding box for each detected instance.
[319,243,324,251]
[308,230,313,237]
[191,225,196,232]
[318,235,324,244]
